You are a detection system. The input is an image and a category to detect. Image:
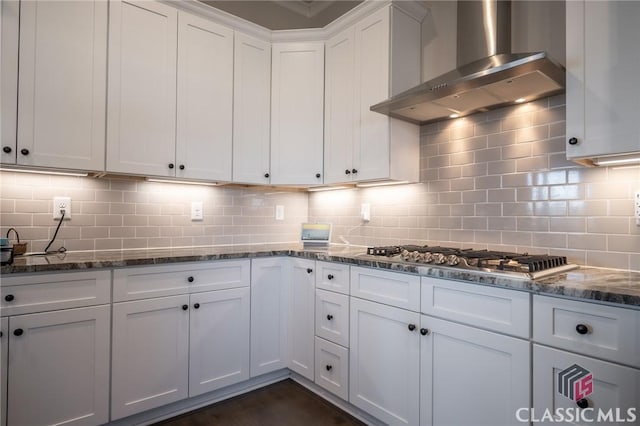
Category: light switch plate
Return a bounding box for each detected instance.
[191,201,203,221]
[361,203,371,222]
[275,205,284,221]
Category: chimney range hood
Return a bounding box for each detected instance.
[371,0,565,125]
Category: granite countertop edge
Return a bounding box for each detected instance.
[2,244,640,309]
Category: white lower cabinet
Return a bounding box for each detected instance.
[349,297,420,426]
[7,305,110,426]
[315,337,349,401]
[0,317,6,426]
[288,258,315,381]
[533,345,640,425]
[250,258,289,377]
[420,315,531,426]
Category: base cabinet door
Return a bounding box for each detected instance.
[111,295,189,420]
[349,297,420,426]
[7,305,110,426]
[189,287,250,396]
[533,344,640,425]
[288,258,315,381]
[420,316,531,426]
[250,258,288,377]
[1,318,8,426]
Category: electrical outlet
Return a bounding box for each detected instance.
[361,203,371,222]
[275,205,284,221]
[635,191,640,226]
[191,201,203,221]
[53,197,71,220]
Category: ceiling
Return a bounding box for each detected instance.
[201,0,363,30]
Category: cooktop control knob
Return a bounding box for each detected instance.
[447,255,459,266]
[423,253,434,263]
[434,253,447,264]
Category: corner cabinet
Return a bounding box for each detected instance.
[566,1,640,163]
[270,42,325,185]
[5,0,107,171]
[324,4,423,184]
[233,33,272,185]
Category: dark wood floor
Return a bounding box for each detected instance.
[153,379,366,426]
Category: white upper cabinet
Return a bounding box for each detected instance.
[233,32,272,185]
[324,4,423,184]
[566,1,640,163]
[270,42,325,185]
[14,0,107,171]
[176,12,233,181]
[107,0,178,177]
[1,1,19,165]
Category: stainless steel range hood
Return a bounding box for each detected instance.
[371,0,565,125]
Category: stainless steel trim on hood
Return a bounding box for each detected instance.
[371,0,566,125]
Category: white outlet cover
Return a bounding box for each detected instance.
[275,205,285,221]
[635,191,640,226]
[191,201,203,221]
[53,197,71,220]
[361,203,371,222]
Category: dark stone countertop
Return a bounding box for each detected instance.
[2,244,640,309]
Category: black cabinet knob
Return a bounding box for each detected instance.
[306,268,313,274]
[2,146,11,153]
[194,303,200,309]
[420,328,429,336]
[576,399,589,409]
[327,314,333,321]
[568,137,579,145]
[325,365,332,371]
[576,324,589,335]
[168,163,174,169]
[327,274,334,280]
[345,169,351,175]
[0,331,3,338]
[4,294,14,302]
[264,173,270,178]
[182,304,188,310]
[408,324,416,331]
[179,165,185,170]
[315,173,321,178]
[187,276,194,283]
[13,328,23,336]
[351,168,358,174]
[20,148,29,156]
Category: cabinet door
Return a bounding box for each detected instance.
[534,345,640,425]
[566,1,640,160]
[289,258,315,381]
[250,258,289,377]
[1,317,7,426]
[107,0,177,176]
[420,315,531,426]
[354,7,390,181]
[176,12,233,181]
[189,287,250,397]
[17,0,107,171]
[324,27,356,184]
[233,32,271,185]
[1,0,19,165]
[270,42,324,185]
[111,295,189,420]
[350,297,420,426]
[7,306,110,426]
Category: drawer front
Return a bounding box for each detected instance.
[1,270,111,316]
[113,260,250,302]
[533,345,640,418]
[316,289,349,347]
[533,295,640,368]
[421,277,530,338]
[315,337,349,401]
[315,261,349,295]
[350,266,420,311]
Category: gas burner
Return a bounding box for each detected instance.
[366,245,577,279]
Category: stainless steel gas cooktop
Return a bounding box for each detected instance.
[366,245,578,280]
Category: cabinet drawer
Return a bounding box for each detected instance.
[350,266,420,311]
[113,260,250,302]
[315,337,349,401]
[315,261,349,294]
[1,270,111,316]
[533,295,640,368]
[533,345,640,416]
[421,277,530,338]
[316,289,349,347]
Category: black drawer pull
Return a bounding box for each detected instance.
[327,274,334,280]
[408,324,416,331]
[576,324,589,335]
[13,328,23,336]
[4,294,14,302]
[327,314,333,321]
[576,399,589,409]
[306,268,313,274]
[187,276,194,283]
[194,303,200,309]
[182,305,188,310]
[325,365,332,371]
[420,328,429,336]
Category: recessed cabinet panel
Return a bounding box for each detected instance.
[233,32,271,185]
[316,289,349,347]
[107,0,177,176]
[17,0,107,171]
[315,261,350,295]
[350,266,420,311]
[315,337,349,401]
[289,258,316,381]
[0,0,19,165]
[176,12,233,181]
[1,317,7,426]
